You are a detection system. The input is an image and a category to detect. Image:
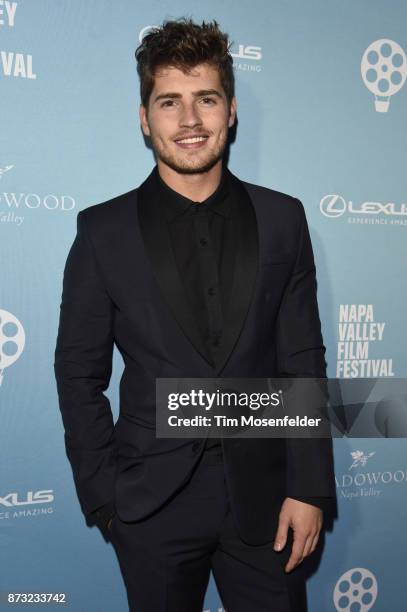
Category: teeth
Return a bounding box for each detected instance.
[176,136,207,144]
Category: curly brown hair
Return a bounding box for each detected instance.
[135,17,235,110]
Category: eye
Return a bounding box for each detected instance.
[200,97,216,105]
[160,100,176,108]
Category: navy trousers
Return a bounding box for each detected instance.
[109,444,308,611]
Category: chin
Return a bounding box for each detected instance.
[160,153,224,175]
[172,162,219,175]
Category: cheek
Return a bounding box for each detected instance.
[212,109,228,125]
[149,114,176,137]
[212,113,230,136]
[212,123,229,143]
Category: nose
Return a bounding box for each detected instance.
[179,102,203,128]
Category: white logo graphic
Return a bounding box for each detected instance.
[320,195,347,218]
[0,165,76,225]
[0,490,54,507]
[320,194,407,219]
[0,1,18,28]
[230,45,262,61]
[0,309,25,386]
[361,39,407,112]
[0,164,13,179]
[333,568,377,611]
[350,450,375,470]
[0,51,37,79]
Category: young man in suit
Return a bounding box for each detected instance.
[54,17,336,612]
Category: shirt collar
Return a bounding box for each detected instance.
[153,164,231,222]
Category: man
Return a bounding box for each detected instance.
[54,17,336,612]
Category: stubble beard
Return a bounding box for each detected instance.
[150,131,228,175]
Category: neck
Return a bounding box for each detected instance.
[157,159,223,202]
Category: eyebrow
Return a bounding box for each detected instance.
[153,89,223,103]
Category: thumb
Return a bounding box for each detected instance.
[273,517,289,552]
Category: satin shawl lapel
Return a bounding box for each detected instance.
[214,170,259,374]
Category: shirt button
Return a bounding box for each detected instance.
[208,287,215,296]
[199,237,208,246]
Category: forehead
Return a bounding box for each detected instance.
[152,63,222,92]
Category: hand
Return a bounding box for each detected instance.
[273,497,323,573]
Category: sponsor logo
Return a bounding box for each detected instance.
[0,164,13,179]
[337,304,394,378]
[361,39,406,112]
[349,450,375,470]
[0,50,36,79]
[0,489,54,521]
[320,194,407,226]
[230,45,262,61]
[0,308,25,387]
[0,490,54,507]
[0,1,17,28]
[230,43,262,73]
[0,165,76,225]
[336,450,406,500]
[333,568,377,611]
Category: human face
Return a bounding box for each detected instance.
[139,63,236,175]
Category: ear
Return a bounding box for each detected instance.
[139,104,151,137]
[228,96,237,128]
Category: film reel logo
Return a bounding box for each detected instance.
[361,39,407,112]
[0,309,25,387]
[333,567,377,611]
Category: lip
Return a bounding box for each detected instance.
[174,135,209,149]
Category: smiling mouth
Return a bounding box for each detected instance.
[174,135,209,148]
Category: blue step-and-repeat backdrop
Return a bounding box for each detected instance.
[1,1,406,610]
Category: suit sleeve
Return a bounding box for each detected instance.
[90,500,117,535]
[289,496,335,513]
[276,198,336,500]
[54,210,117,518]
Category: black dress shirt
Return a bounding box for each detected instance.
[157,164,234,371]
[90,165,331,533]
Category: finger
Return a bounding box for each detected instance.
[309,530,320,554]
[301,533,315,558]
[284,533,307,572]
[273,518,289,552]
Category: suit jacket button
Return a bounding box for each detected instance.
[192,441,201,453]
